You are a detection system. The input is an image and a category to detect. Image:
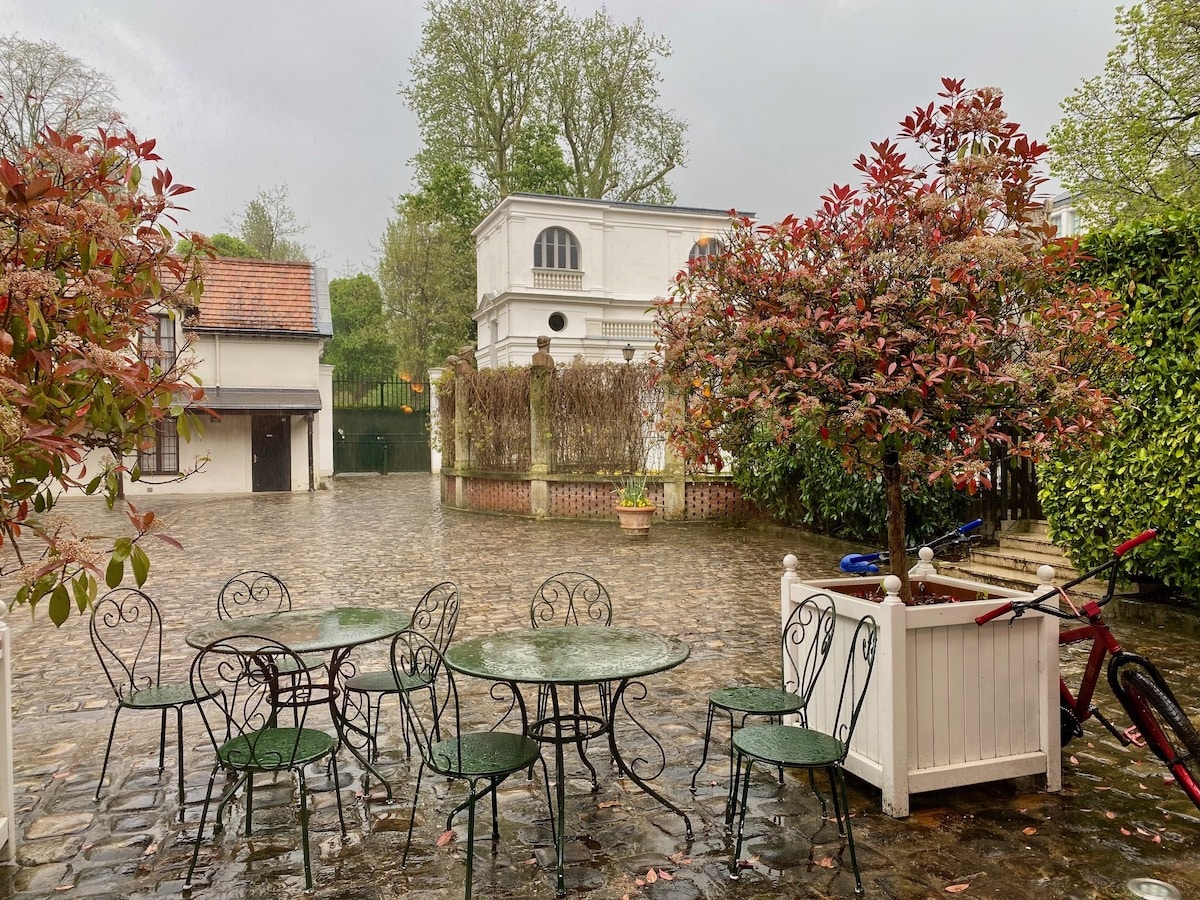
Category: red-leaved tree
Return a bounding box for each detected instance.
[1,127,210,624]
[656,79,1127,601]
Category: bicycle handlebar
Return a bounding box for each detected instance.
[839,519,983,574]
[975,528,1158,626]
[973,601,1013,625]
[1114,528,1158,557]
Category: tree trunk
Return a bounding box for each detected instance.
[883,450,910,603]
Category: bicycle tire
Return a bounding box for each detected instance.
[1119,668,1200,810]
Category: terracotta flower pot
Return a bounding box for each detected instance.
[614,503,655,538]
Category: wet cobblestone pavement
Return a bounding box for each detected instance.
[1,474,1198,899]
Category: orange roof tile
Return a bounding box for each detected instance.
[194,257,318,334]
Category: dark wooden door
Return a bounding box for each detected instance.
[252,415,291,492]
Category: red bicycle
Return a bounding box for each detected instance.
[976,529,1200,810]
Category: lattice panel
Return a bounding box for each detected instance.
[549,482,613,518]
[685,482,756,519]
[466,478,530,515]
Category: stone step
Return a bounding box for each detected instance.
[997,532,1072,563]
[1003,519,1052,537]
[971,547,1079,577]
[937,560,1110,600]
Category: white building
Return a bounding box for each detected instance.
[95,257,335,495]
[472,193,747,369]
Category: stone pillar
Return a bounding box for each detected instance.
[529,336,554,518]
[447,355,469,510]
[661,386,687,520]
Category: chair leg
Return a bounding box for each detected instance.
[827,768,845,837]
[297,768,313,891]
[690,701,718,792]
[536,755,557,845]
[330,751,347,836]
[243,773,255,836]
[159,708,169,774]
[95,707,123,802]
[730,756,755,877]
[833,766,864,894]
[465,782,477,900]
[490,777,501,848]
[809,767,828,819]
[175,705,186,811]
[402,763,426,868]
[185,764,222,889]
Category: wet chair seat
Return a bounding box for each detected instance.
[729,612,879,896]
[390,630,554,900]
[185,636,347,892]
[88,588,217,812]
[690,595,835,799]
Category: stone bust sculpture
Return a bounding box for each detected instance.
[531,335,554,369]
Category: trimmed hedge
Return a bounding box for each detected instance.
[1038,212,1200,598]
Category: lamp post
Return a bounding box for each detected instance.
[622,343,635,364]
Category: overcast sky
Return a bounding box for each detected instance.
[3,0,1121,277]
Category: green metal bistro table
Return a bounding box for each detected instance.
[185,607,411,799]
[445,626,693,895]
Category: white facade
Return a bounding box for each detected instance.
[77,258,334,495]
[473,193,745,369]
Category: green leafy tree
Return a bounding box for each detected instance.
[404,0,556,199]
[403,0,685,204]
[656,80,1126,602]
[175,232,260,258]
[0,34,122,160]
[231,183,310,261]
[1038,212,1200,597]
[509,121,573,196]
[732,426,968,545]
[378,199,475,379]
[1050,0,1200,224]
[0,128,209,624]
[549,9,685,204]
[324,274,400,382]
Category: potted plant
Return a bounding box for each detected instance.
[613,473,655,538]
[656,81,1130,815]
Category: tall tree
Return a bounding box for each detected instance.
[403,0,556,199]
[1050,0,1200,224]
[0,128,208,624]
[549,10,686,204]
[656,80,1126,602]
[230,183,310,261]
[0,34,122,160]
[378,199,476,379]
[323,274,400,382]
[403,0,686,204]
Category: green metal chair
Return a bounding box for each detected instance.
[185,636,347,891]
[341,580,460,760]
[529,571,612,787]
[391,629,553,900]
[89,587,217,812]
[691,594,836,815]
[729,612,878,895]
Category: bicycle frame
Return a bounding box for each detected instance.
[977,528,1200,811]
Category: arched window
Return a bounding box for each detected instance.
[534,227,580,270]
[689,236,723,266]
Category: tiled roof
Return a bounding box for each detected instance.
[194,257,320,334]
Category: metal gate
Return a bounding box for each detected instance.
[332,378,431,473]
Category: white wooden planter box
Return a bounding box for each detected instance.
[0,601,14,862]
[781,556,1061,817]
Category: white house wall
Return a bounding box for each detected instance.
[474,194,741,368]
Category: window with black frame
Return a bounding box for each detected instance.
[138,314,180,474]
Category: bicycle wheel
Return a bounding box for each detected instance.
[1119,668,1200,810]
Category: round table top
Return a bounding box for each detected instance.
[184,607,411,654]
[445,626,690,685]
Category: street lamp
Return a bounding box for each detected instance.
[622,343,635,363]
